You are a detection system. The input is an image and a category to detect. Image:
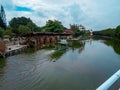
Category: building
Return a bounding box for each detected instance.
[64,29,74,39]
[64,29,74,35]
[79,24,85,31]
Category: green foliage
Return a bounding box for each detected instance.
[3,29,12,36]
[44,20,64,33]
[70,24,85,37]
[94,28,115,37]
[9,17,33,34]
[94,25,120,40]
[9,17,41,35]
[27,22,41,32]
[34,27,41,32]
[27,22,36,31]
[115,25,120,39]
[18,25,32,35]
[0,5,6,30]
[9,17,32,28]
[0,28,3,38]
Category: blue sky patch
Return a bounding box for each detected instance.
[15,6,33,12]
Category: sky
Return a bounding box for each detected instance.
[0,0,120,30]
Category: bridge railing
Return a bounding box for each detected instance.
[96,69,120,90]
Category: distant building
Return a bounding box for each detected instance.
[90,30,93,37]
[64,29,74,35]
[64,29,74,39]
[79,24,85,31]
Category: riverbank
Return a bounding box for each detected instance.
[0,44,28,58]
[94,35,120,42]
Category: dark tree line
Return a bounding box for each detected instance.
[0,5,6,30]
[93,25,120,40]
[9,17,42,35]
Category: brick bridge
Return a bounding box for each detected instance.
[22,32,72,48]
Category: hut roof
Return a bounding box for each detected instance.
[64,29,74,35]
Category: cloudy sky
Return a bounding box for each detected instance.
[1,0,120,30]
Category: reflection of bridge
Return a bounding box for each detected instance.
[23,32,72,47]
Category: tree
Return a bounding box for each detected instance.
[9,17,33,34]
[0,28,3,38]
[27,22,41,32]
[70,24,85,37]
[3,29,12,36]
[44,20,64,33]
[18,25,32,35]
[115,25,120,39]
[34,26,41,32]
[0,5,6,30]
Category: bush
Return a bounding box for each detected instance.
[115,25,120,39]
[0,28,3,38]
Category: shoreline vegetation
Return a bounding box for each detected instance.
[93,25,120,41]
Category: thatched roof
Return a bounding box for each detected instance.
[0,38,6,53]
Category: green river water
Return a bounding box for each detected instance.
[0,38,120,90]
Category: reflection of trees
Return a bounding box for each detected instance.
[69,40,85,53]
[43,40,85,61]
[103,39,120,55]
[93,37,120,55]
[0,58,6,80]
[49,50,67,61]
[0,58,6,68]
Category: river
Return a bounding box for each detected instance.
[0,38,120,90]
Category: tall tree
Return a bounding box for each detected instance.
[0,28,3,38]
[115,25,120,39]
[44,20,64,33]
[27,22,41,32]
[0,5,6,30]
[70,24,86,37]
[9,17,32,29]
[9,17,33,34]
[18,25,31,35]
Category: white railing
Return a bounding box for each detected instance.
[96,69,120,90]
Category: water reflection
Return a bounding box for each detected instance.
[69,40,85,52]
[0,58,6,68]
[49,40,85,61]
[0,39,120,90]
[49,50,67,61]
[103,39,120,55]
[0,58,6,86]
[90,37,120,55]
[90,37,93,45]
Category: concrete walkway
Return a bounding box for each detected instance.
[5,44,27,53]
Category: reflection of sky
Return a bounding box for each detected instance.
[55,40,120,83]
[0,40,120,90]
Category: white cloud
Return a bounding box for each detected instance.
[1,0,120,30]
